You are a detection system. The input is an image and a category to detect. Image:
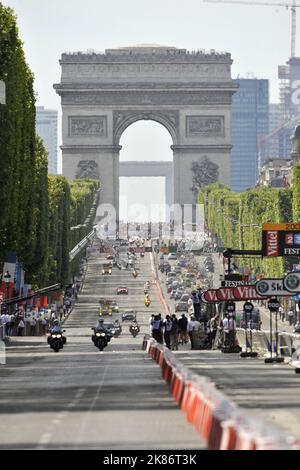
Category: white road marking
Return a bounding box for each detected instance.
[75,364,109,445]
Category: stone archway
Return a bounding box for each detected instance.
[54,45,238,217]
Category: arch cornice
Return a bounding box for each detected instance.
[113,110,179,145]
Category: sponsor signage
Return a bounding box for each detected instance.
[199,246,225,254]
[216,287,236,301]
[268,297,280,312]
[255,278,291,297]
[221,273,252,288]
[283,272,300,293]
[232,285,267,301]
[243,301,254,313]
[225,301,236,313]
[262,223,300,256]
[202,289,219,303]
[214,286,267,301]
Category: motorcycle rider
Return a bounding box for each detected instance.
[144,294,151,307]
[129,319,140,336]
[95,316,109,333]
[114,318,122,334]
[50,319,63,334]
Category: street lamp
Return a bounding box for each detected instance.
[3,271,11,311]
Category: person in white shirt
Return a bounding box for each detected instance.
[17,318,25,336]
[222,314,229,347]
[187,298,194,315]
[187,315,201,349]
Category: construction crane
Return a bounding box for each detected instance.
[204,0,300,58]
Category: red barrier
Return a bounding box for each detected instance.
[235,429,257,450]
[207,409,225,450]
[181,382,192,413]
[187,388,201,424]
[220,420,238,450]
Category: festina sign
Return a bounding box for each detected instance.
[262,223,300,257]
[221,280,253,288]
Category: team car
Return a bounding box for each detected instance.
[117,286,129,295]
[121,310,137,322]
[102,263,112,275]
[99,299,113,316]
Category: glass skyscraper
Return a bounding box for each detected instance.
[36,106,58,175]
[230,79,269,192]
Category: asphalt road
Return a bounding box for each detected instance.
[0,240,203,450]
[156,251,300,442]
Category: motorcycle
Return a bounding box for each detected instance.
[91,328,108,351]
[113,323,122,337]
[48,330,66,353]
[129,325,140,338]
[144,288,149,294]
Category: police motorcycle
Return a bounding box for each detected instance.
[48,320,66,353]
[113,320,122,337]
[129,321,140,338]
[91,317,109,351]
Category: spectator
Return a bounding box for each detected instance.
[17,318,25,336]
[41,316,47,335]
[288,308,295,326]
[222,313,229,347]
[170,314,178,351]
[163,315,173,349]
[3,311,10,336]
[8,313,16,336]
[149,314,154,334]
[51,311,57,324]
[151,315,163,343]
[64,298,71,314]
[59,306,64,322]
[228,314,237,348]
[187,315,195,349]
[208,315,219,348]
[157,314,163,343]
[191,291,201,318]
[187,297,194,315]
[279,306,284,321]
[30,316,36,336]
[178,313,188,345]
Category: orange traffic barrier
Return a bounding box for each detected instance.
[157,349,164,366]
[181,382,192,413]
[219,420,237,450]
[171,371,185,405]
[186,388,201,424]
[207,410,224,450]
[235,429,257,450]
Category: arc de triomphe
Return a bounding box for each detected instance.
[54,45,238,217]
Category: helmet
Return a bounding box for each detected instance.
[98,317,104,323]
[54,319,59,325]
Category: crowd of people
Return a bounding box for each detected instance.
[149,312,208,350]
[0,259,87,338]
